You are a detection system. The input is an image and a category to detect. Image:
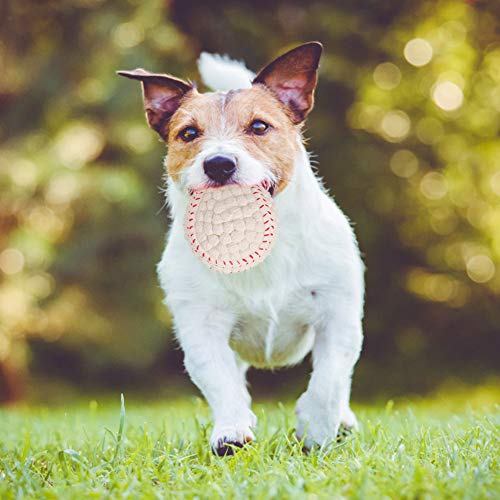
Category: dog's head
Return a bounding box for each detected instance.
[118,42,322,196]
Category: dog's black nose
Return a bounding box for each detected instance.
[203,155,237,184]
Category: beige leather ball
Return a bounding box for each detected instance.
[184,184,278,273]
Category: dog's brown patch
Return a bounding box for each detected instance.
[165,86,301,192]
[165,91,219,181]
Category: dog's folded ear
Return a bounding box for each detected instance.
[117,69,194,136]
[253,42,323,124]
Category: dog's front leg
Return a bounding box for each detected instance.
[174,306,256,455]
[296,301,363,449]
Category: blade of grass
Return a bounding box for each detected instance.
[111,393,126,467]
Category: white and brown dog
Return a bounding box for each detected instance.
[119,42,364,455]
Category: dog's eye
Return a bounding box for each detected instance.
[179,126,199,142]
[249,120,270,136]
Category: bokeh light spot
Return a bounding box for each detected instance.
[432,81,464,111]
[45,173,80,205]
[430,208,458,235]
[113,22,145,49]
[390,149,419,178]
[373,62,401,90]
[26,274,55,299]
[77,78,107,104]
[0,248,25,275]
[9,159,38,189]
[466,200,489,229]
[466,255,495,283]
[28,207,65,240]
[416,117,444,145]
[404,38,433,67]
[420,172,447,199]
[101,176,129,203]
[406,268,465,304]
[55,123,105,169]
[381,110,411,141]
[125,125,154,153]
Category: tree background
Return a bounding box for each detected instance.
[0,0,499,403]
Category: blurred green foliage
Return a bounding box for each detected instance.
[0,0,499,400]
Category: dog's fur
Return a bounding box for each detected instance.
[119,42,364,454]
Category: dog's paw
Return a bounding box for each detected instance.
[295,392,342,450]
[211,435,252,456]
[337,423,355,442]
[210,419,256,456]
[340,405,358,433]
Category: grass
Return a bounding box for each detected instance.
[0,386,499,499]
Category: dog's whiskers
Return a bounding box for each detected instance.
[155,185,169,215]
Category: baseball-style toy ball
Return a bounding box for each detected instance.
[184,184,278,273]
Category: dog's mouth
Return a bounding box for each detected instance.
[188,180,276,197]
[260,179,276,196]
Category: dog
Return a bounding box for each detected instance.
[118,42,364,455]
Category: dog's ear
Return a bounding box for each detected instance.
[117,68,194,136]
[253,42,323,124]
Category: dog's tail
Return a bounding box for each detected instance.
[197,53,255,92]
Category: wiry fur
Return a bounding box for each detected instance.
[124,44,365,453]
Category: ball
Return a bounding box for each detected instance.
[184,184,278,273]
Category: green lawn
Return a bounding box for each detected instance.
[0,387,499,499]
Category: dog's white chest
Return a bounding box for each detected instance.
[228,285,318,368]
[230,317,315,369]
